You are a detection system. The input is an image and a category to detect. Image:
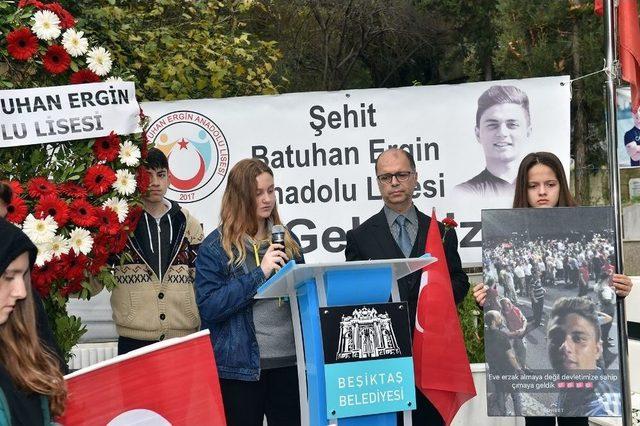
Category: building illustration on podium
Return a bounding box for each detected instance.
[335,306,400,360]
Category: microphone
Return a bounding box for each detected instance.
[271,225,287,278]
[271,224,286,245]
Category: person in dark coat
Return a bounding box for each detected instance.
[345,148,470,425]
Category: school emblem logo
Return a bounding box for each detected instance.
[147,110,229,203]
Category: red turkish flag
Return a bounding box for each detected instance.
[58,331,226,425]
[619,0,640,112]
[596,0,640,110]
[412,210,476,426]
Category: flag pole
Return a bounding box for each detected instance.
[603,0,632,423]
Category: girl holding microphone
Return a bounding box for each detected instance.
[196,159,304,426]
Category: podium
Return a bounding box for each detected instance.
[256,255,435,426]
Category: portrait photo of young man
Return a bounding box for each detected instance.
[454,85,532,198]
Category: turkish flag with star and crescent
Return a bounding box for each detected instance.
[58,330,226,426]
[412,210,476,425]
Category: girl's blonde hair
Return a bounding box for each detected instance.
[220,159,300,265]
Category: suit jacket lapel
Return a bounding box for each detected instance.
[371,209,405,259]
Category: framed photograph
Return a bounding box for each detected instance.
[482,207,622,417]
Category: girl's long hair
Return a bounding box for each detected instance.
[220,159,300,265]
[513,152,577,208]
[0,274,67,417]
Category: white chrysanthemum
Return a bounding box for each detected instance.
[31,10,61,41]
[105,76,123,83]
[86,46,112,76]
[35,243,54,267]
[118,140,141,167]
[62,28,88,57]
[113,169,137,196]
[49,234,71,257]
[69,227,93,255]
[22,214,58,244]
[103,197,129,223]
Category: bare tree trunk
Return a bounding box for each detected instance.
[483,55,493,81]
[572,19,590,204]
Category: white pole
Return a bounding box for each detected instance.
[603,0,632,423]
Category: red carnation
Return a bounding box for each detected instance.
[83,164,116,196]
[59,182,88,199]
[96,207,120,235]
[31,262,60,297]
[136,167,150,195]
[42,3,75,29]
[442,217,458,228]
[7,180,24,196]
[92,232,110,253]
[69,199,97,227]
[93,132,121,162]
[91,238,110,260]
[89,251,109,275]
[18,0,44,8]
[60,279,84,297]
[111,230,129,254]
[42,44,71,75]
[35,195,69,227]
[441,217,458,243]
[70,69,101,84]
[6,27,39,61]
[124,204,143,233]
[27,177,57,198]
[93,232,115,255]
[5,196,28,224]
[95,230,129,255]
[60,252,88,282]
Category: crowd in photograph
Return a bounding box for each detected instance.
[483,232,617,315]
[482,232,622,416]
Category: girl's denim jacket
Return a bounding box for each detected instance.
[195,227,304,381]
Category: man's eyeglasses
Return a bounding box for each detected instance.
[376,171,415,184]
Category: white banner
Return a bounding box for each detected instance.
[141,76,571,265]
[0,81,140,147]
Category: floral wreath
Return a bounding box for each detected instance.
[1,1,149,354]
[6,133,148,298]
[5,0,115,83]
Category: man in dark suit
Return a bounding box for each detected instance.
[345,148,469,426]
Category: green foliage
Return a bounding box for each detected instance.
[71,0,283,100]
[0,140,95,185]
[97,267,117,291]
[419,0,610,200]
[248,0,451,91]
[491,0,608,199]
[44,295,87,364]
[420,0,499,81]
[492,0,570,77]
[458,287,485,363]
